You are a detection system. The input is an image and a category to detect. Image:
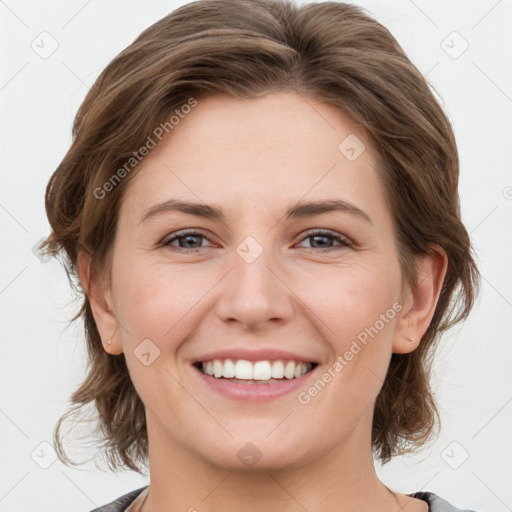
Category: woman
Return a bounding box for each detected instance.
[42,0,481,511]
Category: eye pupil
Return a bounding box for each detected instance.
[310,235,331,248]
[180,235,202,248]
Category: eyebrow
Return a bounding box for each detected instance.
[139,198,372,225]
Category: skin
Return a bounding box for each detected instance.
[81,92,447,512]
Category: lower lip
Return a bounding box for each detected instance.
[192,365,318,402]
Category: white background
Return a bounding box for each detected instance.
[0,1,511,511]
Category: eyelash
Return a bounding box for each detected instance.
[162,229,353,252]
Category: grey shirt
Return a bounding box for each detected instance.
[89,486,480,512]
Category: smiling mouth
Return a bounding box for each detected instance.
[193,359,318,384]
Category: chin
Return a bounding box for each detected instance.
[194,431,315,473]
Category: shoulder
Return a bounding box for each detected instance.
[89,486,148,512]
[411,491,481,512]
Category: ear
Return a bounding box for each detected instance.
[77,251,123,355]
[393,244,448,354]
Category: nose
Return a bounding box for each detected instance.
[214,243,295,331]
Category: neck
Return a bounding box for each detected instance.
[140,410,407,512]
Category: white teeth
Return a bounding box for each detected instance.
[271,360,284,378]
[200,359,312,381]
[253,361,272,380]
[213,359,223,378]
[284,361,296,379]
[223,358,235,378]
[235,360,253,380]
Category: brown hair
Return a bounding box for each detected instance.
[42,0,480,473]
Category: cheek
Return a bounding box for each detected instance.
[110,260,209,400]
[112,258,218,343]
[299,259,400,403]
[295,259,401,340]
[298,273,399,420]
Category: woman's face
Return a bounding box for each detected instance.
[96,92,428,471]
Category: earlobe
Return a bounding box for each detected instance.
[392,244,448,354]
[77,251,123,355]
[102,327,123,355]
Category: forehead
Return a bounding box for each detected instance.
[121,92,388,224]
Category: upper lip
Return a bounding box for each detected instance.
[191,348,319,364]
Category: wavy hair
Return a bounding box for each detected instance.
[42,0,481,473]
